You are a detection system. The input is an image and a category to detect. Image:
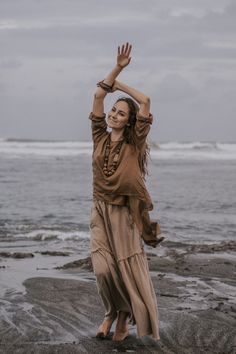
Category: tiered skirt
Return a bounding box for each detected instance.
[90,199,160,340]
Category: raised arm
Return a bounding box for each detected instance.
[92,43,132,117]
[113,80,151,117]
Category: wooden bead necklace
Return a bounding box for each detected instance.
[103,134,124,177]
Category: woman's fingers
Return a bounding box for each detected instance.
[127,44,132,57]
[117,42,132,68]
[119,42,132,56]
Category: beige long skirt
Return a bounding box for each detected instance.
[89,199,160,340]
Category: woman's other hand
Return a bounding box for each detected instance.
[117,42,132,69]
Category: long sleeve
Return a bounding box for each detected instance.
[89,112,108,148]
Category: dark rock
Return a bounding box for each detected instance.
[189,241,236,253]
[0,252,11,258]
[13,252,34,258]
[39,251,70,256]
[184,267,190,271]
[0,252,34,258]
[55,257,93,271]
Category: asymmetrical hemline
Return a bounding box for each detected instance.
[90,200,160,340]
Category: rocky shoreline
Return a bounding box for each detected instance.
[0,240,235,354]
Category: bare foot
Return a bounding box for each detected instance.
[112,311,129,341]
[96,317,115,338]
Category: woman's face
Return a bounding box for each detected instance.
[107,101,129,130]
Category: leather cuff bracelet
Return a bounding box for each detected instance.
[97,80,114,93]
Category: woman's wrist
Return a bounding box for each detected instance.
[97,80,114,93]
[115,64,124,72]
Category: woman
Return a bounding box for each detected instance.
[89,42,162,342]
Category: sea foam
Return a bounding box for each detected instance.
[0,139,235,160]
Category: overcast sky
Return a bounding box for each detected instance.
[0,0,235,142]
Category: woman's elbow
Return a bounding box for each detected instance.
[94,91,103,100]
[142,96,150,104]
[94,87,106,100]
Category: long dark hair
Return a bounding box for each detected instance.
[116,96,150,178]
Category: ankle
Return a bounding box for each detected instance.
[113,314,129,342]
[115,311,129,329]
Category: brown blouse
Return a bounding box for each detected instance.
[89,111,160,247]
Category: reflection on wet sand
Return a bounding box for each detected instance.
[0,240,235,354]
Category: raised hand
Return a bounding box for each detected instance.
[117,42,132,69]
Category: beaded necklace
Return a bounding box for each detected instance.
[103,134,124,177]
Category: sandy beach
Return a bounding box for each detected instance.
[0,240,235,354]
[1,144,236,353]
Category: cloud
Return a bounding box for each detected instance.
[205,40,236,49]
[157,74,199,102]
[0,81,7,93]
[0,0,235,141]
[0,58,22,68]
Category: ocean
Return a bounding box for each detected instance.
[0,139,236,292]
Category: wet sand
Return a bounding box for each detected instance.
[0,240,236,354]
